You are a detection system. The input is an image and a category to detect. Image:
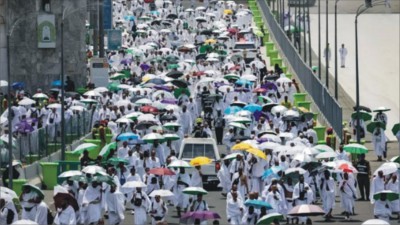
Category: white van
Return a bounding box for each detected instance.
[178,138,221,187]
[233,41,258,64]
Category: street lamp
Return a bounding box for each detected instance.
[325,0,329,88]
[354,0,386,143]
[318,0,321,79]
[334,0,339,99]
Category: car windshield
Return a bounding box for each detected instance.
[234,44,256,49]
[181,144,215,159]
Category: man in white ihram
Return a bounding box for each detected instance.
[339,44,348,68]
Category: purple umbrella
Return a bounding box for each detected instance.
[257,137,278,143]
[161,98,178,104]
[254,111,269,121]
[234,87,250,92]
[140,63,151,71]
[180,211,221,223]
[120,58,133,65]
[154,85,172,92]
[15,121,34,133]
[261,82,278,91]
[214,82,226,88]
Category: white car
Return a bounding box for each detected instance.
[178,138,221,187]
[232,41,258,64]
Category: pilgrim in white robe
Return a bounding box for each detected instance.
[54,205,76,225]
[106,190,125,225]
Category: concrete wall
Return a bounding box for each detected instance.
[0,0,87,93]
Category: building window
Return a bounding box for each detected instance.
[42,0,51,12]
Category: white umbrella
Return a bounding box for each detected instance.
[232,116,252,124]
[115,100,131,107]
[117,84,132,90]
[12,220,38,225]
[279,132,294,139]
[0,80,8,87]
[315,151,338,159]
[362,219,390,225]
[229,122,247,130]
[81,165,105,174]
[271,105,288,115]
[183,187,208,195]
[137,114,157,122]
[258,142,280,150]
[116,117,133,124]
[293,152,313,163]
[276,77,292,84]
[122,181,147,189]
[284,110,300,117]
[303,147,320,155]
[135,98,153,105]
[0,186,18,199]
[53,185,69,196]
[18,98,36,106]
[223,152,244,160]
[58,170,83,178]
[83,90,101,97]
[313,144,335,152]
[72,143,98,154]
[374,162,400,176]
[47,103,62,109]
[32,93,49,99]
[125,112,143,119]
[241,74,257,82]
[93,87,108,93]
[70,105,85,112]
[143,133,165,142]
[80,99,98,104]
[285,167,307,175]
[168,160,192,168]
[149,189,174,197]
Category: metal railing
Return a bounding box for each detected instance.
[257,0,343,139]
[0,111,92,166]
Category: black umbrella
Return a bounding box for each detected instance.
[353,105,372,112]
[200,29,213,35]
[161,20,172,26]
[282,115,301,121]
[257,130,277,138]
[166,14,178,19]
[230,135,251,142]
[206,94,223,101]
[166,71,184,79]
[171,79,189,88]
[148,78,166,85]
[135,121,158,130]
[161,114,178,121]
[262,103,278,112]
[151,19,161,26]
[196,17,207,23]
[265,75,280,81]
[196,54,207,61]
[302,112,314,121]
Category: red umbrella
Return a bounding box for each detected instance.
[228,28,237,34]
[140,105,159,115]
[252,88,267,93]
[229,65,241,71]
[180,211,221,223]
[338,164,358,173]
[149,167,176,176]
[193,71,205,77]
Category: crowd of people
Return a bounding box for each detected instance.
[0,0,399,225]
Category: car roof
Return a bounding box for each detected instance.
[181,138,217,144]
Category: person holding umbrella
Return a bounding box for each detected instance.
[372,122,387,161]
[19,185,41,221]
[54,199,76,225]
[189,194,209,225]
[384,174,400,220]
[150,195,168,225]
[0,198,17,224]
[105,184,125,225]
[339,172,357,220]
[226,191,244,225]
[373,193,392,222]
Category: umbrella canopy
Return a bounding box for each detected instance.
[122,181,147,189]
[243,104,262,113]
[149,167,176,176]
[390,156,400,163]
[256,213,284,225]
[343,143,368,154]
[223,152,244,160]
[72,143,98,154]
[183,187,208,195]
[392,123,400,136]
[12,220,38,225]
[315,151,338,159]
[246,148,267,160]
[288,204,325,216]
[99,142,117,158]
[142,133,165,143]
[366,121,386,133]
[22,184,44,199]
[58,170,83,178]
[81,165,105,174]
[18,98,36,106]
[374,162,399,176]
[232,142,254,150]
[181,211,221,221]
[373,190,399,201]
[362,219,390,225]
[168,160,192,168]
[373,106,391,112]
[107,158,129,165]
[0,186,18,199]
[351,111,372,121]
[313,144,335,152]
[229,122,247,130]
[244,199,273,209]
[163,133,180,141]
[163,122,181,129]
[190,157,212,166]
[116,132,139,141]
[149,189,174,197]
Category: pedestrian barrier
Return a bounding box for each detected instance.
[40,162,58,189]
[257,0,343,139]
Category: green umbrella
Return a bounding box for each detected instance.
[108,82,120,92]
[99,142,117,158]
[107,158,129,165]
[109,73,126,80]
[224,74,240,80]
[258,96,273,104]
[174,88,190,98]
[72,143,98,155]
[351,111,372,121]
[373,190,400,201]
[343,143,368,154]
[390,156,400,163]
[392,123,400,136]
[163,122,181,129]
[182,187,208,195]
[312,66,319,71]
[92,175,115,186]
[70,175,88,183]
[163,134,180,141]
[22,184,44,199]
[167,64,180,69]
[366,121,386,133]
[253,30,264,37]
[165,55,180,62]
[257,213,284,225]
[76,87,87,95]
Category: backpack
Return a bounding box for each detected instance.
[6,208,14,224]
[9,109,15,119]
[30,109,38,118]
[47,209,54,225]
[215,117,223,128]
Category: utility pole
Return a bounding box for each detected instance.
[91,0,98,55]
[99,0,105,57]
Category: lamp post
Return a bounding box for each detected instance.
[354,0,385,143]
[318,0,321,79]
[325,0,329,88]
[334,0,339,99]
[307,4,312,67]
[302,0,307,61]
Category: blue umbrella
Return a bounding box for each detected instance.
[244,199,273,209]
[224,106,242,115]
[124,15,135,21]
[262,166,283,180]
[116,132,139,141]
[235,79,253,86]
[12,82,24,89]
[243,104,262,113]
[150,11,160,15]
[51,80,63,87]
